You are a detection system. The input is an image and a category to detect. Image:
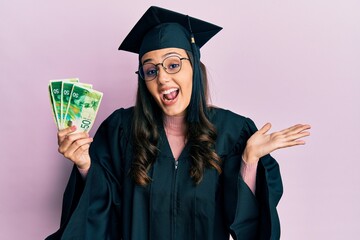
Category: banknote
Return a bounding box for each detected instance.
[49,78,79,129]
[48,84,58,127]
[49,80,63,128]
[61,81,92,128]
[63,84,103,133]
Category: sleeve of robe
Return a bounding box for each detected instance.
[224,116,283,240]
[46,109,127,240]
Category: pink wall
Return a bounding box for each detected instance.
[1,1,359,239]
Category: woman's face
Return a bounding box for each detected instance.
[141,48,193,117]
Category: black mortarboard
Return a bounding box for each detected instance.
[118,6,222,123]
[118,6,222,58]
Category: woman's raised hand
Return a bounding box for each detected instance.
[57,126,93,170]
[243,123,311,164]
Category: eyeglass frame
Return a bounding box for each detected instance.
[136,55,190,81]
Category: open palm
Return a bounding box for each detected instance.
[243,123,311,163]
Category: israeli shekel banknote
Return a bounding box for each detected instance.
[61,81,93,128]
[63,84,103,133]
[48,84,58,127]
[49,78,79,129]
[48,78,102,133]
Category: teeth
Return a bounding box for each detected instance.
[162,88,178,94]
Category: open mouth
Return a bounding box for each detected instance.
[162,88,179,102]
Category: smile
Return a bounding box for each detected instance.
[161,88,179,103]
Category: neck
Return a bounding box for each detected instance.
[163,114,187,136]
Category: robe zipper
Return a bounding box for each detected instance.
[171,159,179,240]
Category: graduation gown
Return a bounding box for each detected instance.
[46,107,283,240]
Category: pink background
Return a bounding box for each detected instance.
[1,0,359,239]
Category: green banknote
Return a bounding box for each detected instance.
[49,80,62,128]
[48,84,58,127]
[61,81,92,128]
[64,84,103,133]
[49,78,79,129]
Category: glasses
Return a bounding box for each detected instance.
[137,56,190,81]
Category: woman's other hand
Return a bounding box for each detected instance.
[243,123,311,164]
[57,126,93,170]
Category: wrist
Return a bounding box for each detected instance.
[242,148,259,164]
[77,161,91,171]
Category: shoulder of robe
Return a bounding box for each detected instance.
[208,107,257,157]
[102,107,134,130]
[93,107,134,144]
[89,107,134,176]
[90,107,134,156]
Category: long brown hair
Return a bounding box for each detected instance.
[130,52,222,186]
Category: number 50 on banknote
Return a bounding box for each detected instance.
[63,84,103,133]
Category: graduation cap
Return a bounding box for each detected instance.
[118,6,222,123]
[118,6,222,57]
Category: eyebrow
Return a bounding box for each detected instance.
[142,51,182,64]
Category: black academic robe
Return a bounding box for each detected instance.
[46,107,283,240]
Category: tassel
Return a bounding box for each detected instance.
[186,16,208,123]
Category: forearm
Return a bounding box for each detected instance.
[240,159,258,195]
[77,165,90,179]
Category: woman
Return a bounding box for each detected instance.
[47,6,310,240]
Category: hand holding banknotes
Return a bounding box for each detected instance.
[48,78,103,170]
[57,125,92,170]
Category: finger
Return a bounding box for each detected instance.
[57,126,77,145]
[72,143,91,160]
[59,133,91,154]
[58,132,90,154]
[299,124,311,132]
[278,130,310,147]
[281,124,311,136]
[291,124,311,132]
[287,125,311,138]
[278,139,307,149]
[67,137,93,153]
[65,143,91,167]
[286,131,311,141]
[72,144,92,169]
[258,123,272,134]
[279,124,302,134]
[63,137,93,160]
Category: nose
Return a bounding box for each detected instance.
[156,65,170,84]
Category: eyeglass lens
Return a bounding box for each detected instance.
[140,56,184,81]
